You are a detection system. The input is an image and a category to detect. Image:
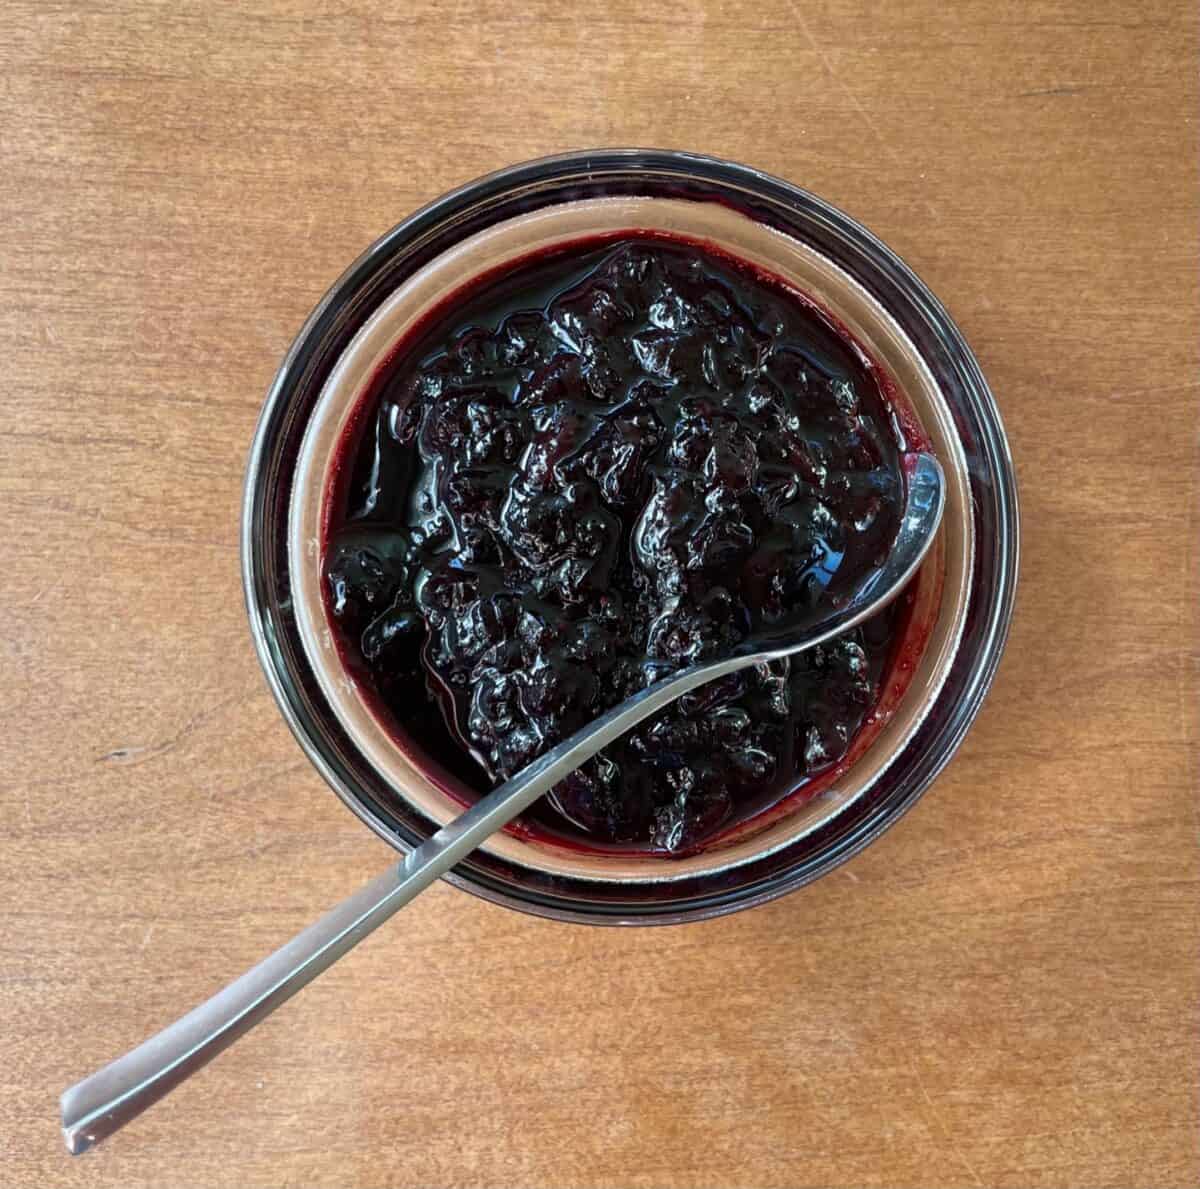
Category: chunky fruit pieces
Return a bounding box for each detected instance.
[323,234,913,854]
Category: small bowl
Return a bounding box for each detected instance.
[243,150,1018,924]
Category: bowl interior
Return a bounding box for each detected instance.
[288,196,974,883]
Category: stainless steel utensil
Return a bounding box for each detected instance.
[61,451,944,1154]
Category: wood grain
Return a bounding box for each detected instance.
[2,2,1196,1186]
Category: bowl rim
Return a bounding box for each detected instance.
[285,196,973,883]
[242,148,1019,925]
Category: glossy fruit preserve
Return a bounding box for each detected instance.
[321,232,931,855]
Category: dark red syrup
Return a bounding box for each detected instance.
[321,232,935,855]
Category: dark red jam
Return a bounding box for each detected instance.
[322,233,927,855]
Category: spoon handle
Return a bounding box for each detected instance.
[59,654,746,1155]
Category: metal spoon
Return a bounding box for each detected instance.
[61,452,944,1154]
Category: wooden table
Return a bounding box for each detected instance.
[3,3,1196,1186]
